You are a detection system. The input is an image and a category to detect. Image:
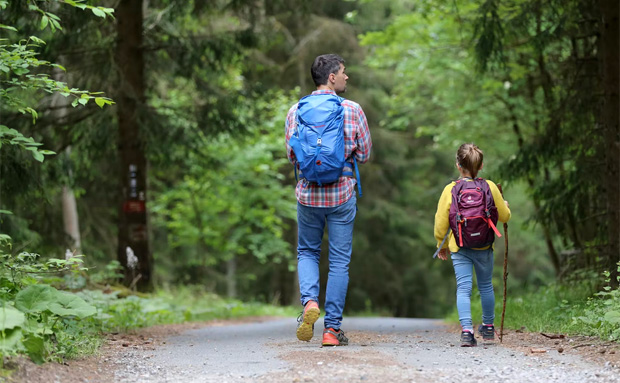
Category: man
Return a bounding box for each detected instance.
[285,54,372,346]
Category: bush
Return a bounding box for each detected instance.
[572,263,620,341]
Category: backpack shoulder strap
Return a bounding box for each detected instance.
[451,179,463,211]
[476,178,502,237]
[337,96,363,197]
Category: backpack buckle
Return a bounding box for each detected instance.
[317,138,322,146]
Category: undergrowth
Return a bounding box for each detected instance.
[0,236,296,366]
[446,263,620,341]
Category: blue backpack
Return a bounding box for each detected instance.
[289,93,362,196]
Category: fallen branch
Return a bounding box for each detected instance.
[572,344,594,349]
[540,333,565,339]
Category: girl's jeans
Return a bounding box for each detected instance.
[297,195,357,331]
[451,247,495,332]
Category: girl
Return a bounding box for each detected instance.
[434,143,511,347]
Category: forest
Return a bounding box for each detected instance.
[0,0,618,364]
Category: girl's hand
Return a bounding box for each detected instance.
[504,200,510,208]
[437,248,448,261]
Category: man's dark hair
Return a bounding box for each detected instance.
[311,54,345,87]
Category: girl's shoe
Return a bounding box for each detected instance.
[478,324,495,341]
[322,328,349,346]
[460,331,477,347]
[296,301,320,341]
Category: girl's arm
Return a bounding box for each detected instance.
[434,183,453,245]
[487,180,511,223]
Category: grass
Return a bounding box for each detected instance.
[445,284,589,333]
[499,282,592,333]
[76,285,299,334]
[152,285,299,323]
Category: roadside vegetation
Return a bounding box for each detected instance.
[0,246,296,366]
[447,263,620,341]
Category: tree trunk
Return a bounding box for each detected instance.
[598,0,620,277]
[52,66,82,255]
[226,257,237,298]
[116,0,152,291]
[62,179,81,253]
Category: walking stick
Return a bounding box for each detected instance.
[497,184,509,343]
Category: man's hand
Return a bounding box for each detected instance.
[437,248,448,261]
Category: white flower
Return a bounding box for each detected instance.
[65,249,73,261]
[126,247,138,271]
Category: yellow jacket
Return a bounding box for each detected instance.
[434,179,511,253]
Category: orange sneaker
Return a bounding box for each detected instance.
[322,328,349,346]
[296,300,320,341]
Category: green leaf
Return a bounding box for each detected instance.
[78,97,88,106]
[49,19,61,32]
[0,24,17,32]
[0,306,26,331]
[32,150,44,162]
[71,98,79,107]
[604,311,620,324]
[22,317,52,336]
[40,15,49,30]
[15,285,56,314]
[47,291,96,318]
[0,328,22,352]
[13,67,30,75]
[23,334,46,364]
[92,8,106,18]
[29,36,45,45]
[10,136,32,143]
[95,97,106,108]
[0,210,13,215]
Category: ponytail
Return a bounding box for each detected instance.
[456,143,484,178]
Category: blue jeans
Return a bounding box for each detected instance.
[297,195,357,330]
[451,247,495,332]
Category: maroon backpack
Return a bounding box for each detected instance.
[449,178,501,248]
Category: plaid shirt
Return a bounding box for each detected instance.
[285,90,372,207]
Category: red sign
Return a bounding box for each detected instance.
[123,200,146,213]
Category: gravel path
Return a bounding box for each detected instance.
[107,317,620,383]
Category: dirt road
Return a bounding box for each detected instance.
[11,317,620,383]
